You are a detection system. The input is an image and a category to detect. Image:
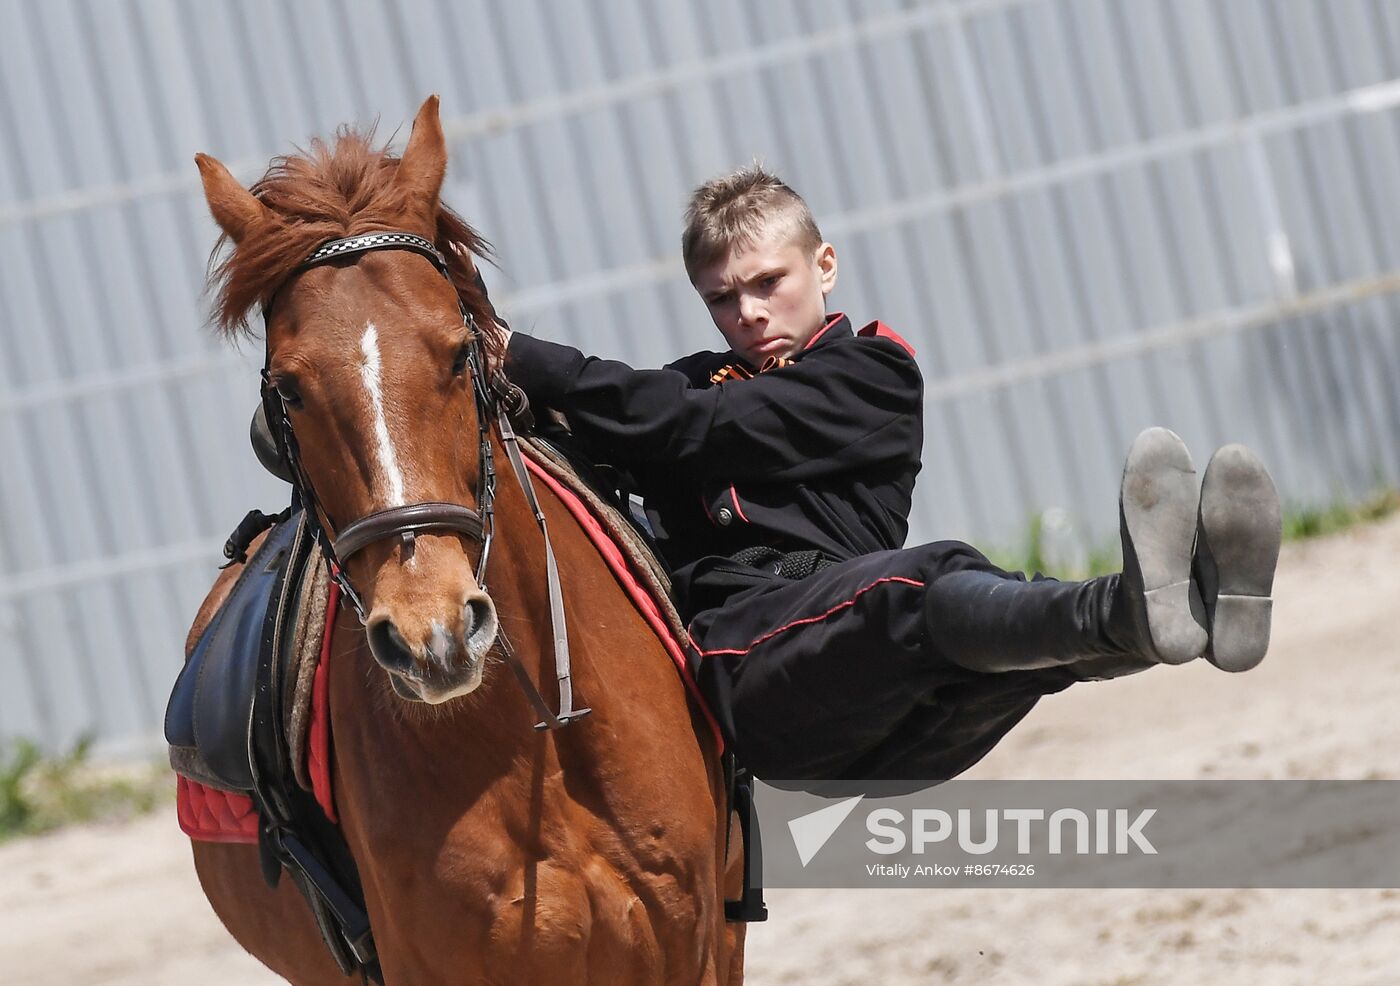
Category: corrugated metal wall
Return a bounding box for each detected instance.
[2,0,1397,753]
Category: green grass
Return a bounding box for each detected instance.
[990,488,1400,581]
[1281,489,1400,541]
[0,736,172,842]
[987,510,1122,582]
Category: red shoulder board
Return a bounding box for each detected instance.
[857,320,915,357]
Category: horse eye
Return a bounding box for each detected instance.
[452,343,471,377]
[274,380,303,409]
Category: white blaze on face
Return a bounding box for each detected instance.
[359,322,406,507]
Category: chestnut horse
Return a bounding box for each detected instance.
[186,96,744,984]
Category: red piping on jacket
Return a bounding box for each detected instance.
[728,484,750,523]
[688,575,926,657]
[802,311,845,351]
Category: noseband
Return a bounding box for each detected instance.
[260,230,588,728]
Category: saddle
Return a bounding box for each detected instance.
[166,508,328,795]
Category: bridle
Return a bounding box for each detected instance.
[260,233,496,616]
[259,230,589,728]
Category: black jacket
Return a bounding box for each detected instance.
[504,313,924,620]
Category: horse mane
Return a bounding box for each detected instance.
[206,125,507,377]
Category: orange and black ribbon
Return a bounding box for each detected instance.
[709,354,792,385]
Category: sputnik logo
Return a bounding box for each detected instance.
[787,796,865,867]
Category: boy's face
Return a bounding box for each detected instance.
[693,228,838,366]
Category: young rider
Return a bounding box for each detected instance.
[503,166,1283,785]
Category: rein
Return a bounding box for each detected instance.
[259,230,589,729]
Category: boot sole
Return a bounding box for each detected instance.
[1198,445,1282,672]
[1121,428,1209,664]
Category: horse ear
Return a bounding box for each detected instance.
[397,95,447,218]
[195,153,270,243]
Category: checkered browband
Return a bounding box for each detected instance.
[296,231,450,277]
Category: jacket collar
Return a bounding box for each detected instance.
[798,312,851,358]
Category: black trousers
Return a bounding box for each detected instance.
[689,541,1078,788]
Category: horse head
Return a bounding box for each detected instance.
[195,96,509,705]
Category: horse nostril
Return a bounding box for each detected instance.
[367,618,417,674]
[464,596,498,652]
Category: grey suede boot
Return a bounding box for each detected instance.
[1192,444,1282,672]
[924,427,1208,675]
[1112,426,1211,665]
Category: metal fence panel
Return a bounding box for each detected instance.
[0,0,1396,753]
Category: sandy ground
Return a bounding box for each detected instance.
[2,515,1398,985]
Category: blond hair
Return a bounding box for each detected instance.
[681,164,822,281]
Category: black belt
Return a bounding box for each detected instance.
[729,545,835,581]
